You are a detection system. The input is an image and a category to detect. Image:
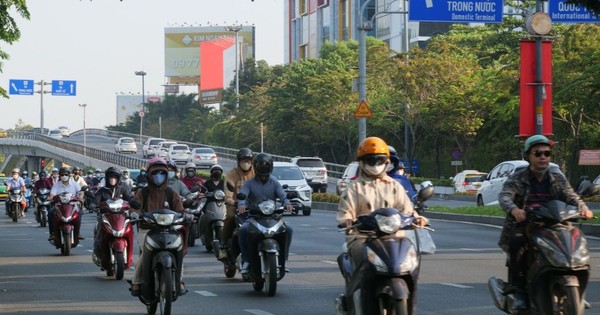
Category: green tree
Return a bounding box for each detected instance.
[0,0,30,98]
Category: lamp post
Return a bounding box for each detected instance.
[225,25,242,109]
[134,71,146,143]
[78,103,87,156]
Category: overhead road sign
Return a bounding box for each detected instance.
[8,79,34,95]
[51,80,77,96]
[409,0,503,23]
[549,0,600,23]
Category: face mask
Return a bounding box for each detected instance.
[386,164,394,173]
[60,175,70,182]
[140,171,146,176]
[87,174,92,178]
[152,173,166,186]
[362,163,387,177]
[52,174,58,179]
[123,174,130,179]
[186,171,195,178]
[34,176,39,181]
[258,174,269,183]
[211,172,222,179]
[168,171,176,179]
[108,178,118,186]
[240,162,252,171]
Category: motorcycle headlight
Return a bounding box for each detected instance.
[258,200,276,215]
[107,200,124,213]
[153,213,175,226]
[572,236,590,266]
[536,237,569,267]
[12,189,21,195]
[213,190,225,201]
[366,247,388,272]
[375,213,402,234]
[59,194,73,204]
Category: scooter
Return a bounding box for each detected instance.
[93,198,135,280]
[7,188,25,223]
[133,209,190,315]
[184,192,202,247]
[334,187,436,315]
[198,189,227,254]
[35,188,51,227]
[488,200,593,315]
[82,186,98,213]
[50,192,82,256]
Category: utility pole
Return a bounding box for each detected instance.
[35,80,51,131]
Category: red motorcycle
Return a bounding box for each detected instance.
[50,192,82,256]
[93,198,135,280]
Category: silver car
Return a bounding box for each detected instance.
[115,137,137,154]
[189,147,218,168]
[167,144,191,165]
[272,162,312,216]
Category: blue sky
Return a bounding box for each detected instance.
[2,0,284,131]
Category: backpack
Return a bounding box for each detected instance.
[141,186,174,211]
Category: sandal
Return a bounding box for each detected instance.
[130,283,141,297]
[179,282,188,296]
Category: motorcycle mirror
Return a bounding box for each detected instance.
[226,181,234,192]
[580,183,600,198]
[80,185,89,191]
[282,184,289,189]
[236,193,247,200]
[129,200,142,210]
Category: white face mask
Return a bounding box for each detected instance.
[385,164,394,173]
[362,163,387,177]
[123,174,130,179]
[60,175,70,182]
[240,162,252,171]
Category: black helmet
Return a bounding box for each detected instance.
[167,160,178,171]
[236,148,253,162]
[58,167,70,175]
[105,167,120,179]
[253,153,273,176]
[39,171,47,178]
[72,167,81,174]
[210,164,224,174]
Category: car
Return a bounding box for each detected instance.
[115,137,138,154]
[0,176,9,200]
[167,144,191,165]
[58,126,70,137]
[336,162,359,195]
[476,160,562,206]
[452,170,487,193]
[154,141,178,158]
[142,137,166,158]
[47,129,63,139]
[30,127,49,135]
[189,147,218,168]
[272,162,312,216]
[290,156,328,193]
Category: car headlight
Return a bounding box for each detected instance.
[366,247,388,272]
[375,213,402,234]
[258,200,276,215]
[153,213,175,226]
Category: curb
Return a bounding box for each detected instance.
[313,202,600,238]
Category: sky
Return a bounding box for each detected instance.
[1,0,284,131]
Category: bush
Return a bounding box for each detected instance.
[412,177,453,187]
[312,193,340,203]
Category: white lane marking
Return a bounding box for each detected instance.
[245,310,274,315]
[321,260,338,265]
[300,224,311,227]
[460,248,482,251]
[318,227,329,230]
[194,290,217,296]
[440,283,473,289]
[86,249,93,252]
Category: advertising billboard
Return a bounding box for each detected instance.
[116,95,161,125]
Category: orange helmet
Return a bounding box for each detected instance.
[357,137,390,159]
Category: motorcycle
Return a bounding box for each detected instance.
[35,188,51,227]
[231,193,290,297]
[183,192,202,247]
[7,188,26,222]
[49,192,82,256]
[198,189,227,254]
[93,198,135,280]
[133,209,189,315]
[83,185,98,213]
[487,199,595,315]
[335,184,436,315]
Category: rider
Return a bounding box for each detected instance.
[71,167,87,188]
[204,165,225,192]
[21,171,33,210]
[48,167,84,241]
[386,146,417,200]
[121,169,135,191]
[135,166,147,186]
[498,134,594,310]
[181,162,205,190]
[167,160,190,197]
[32,171,39,183]
[220,148,255,260]
[237,153,294,273]
[4,168,27,216]
[337,137,428,295]
[129,157,187,297]
[85,170,94,186]
[34,170,53,193]
[50,167,60,184]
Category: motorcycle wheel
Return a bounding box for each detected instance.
[188,228,196,247]
[224,263,236,278]
[158,266,173,315]
[550,280,582,315]
[12,205,18,223]
[115,252,125,280]
[381,299,408,315]
[205,241,213,253]
[62,232,72,256]
[264,253,278,297]
[252,279,264,292]
[147,302,158,315]
[40,212,47,228]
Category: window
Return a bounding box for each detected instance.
[272,167,304,180]
[296,159,324,168]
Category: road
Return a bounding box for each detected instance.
[2,206,600,314]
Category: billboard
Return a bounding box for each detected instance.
[164,26,256,89]
[116,95,161,125]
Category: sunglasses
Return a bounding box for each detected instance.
[362,155,388,166]
[151,170,166,175]
[533,150,552,158]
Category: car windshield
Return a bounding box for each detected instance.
[465,174,486,182]
[272,167,304,180]
[149,139,164,145]
[50,130,60,134]
[194,148,214,154]
[172,145,188,151]
[296,159,324,167]
[122,138,134,143]
[162,142,176,148]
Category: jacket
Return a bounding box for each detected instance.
[94,183,132,204]
[132,163,184,215]
[224,167,255,203]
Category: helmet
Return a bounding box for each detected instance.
[95,168,102,173]
[167,160,178,170]
[51,167,59,173]
[397,162,406,169]
[140,166,147,171]
[210,164,224,173]
[184,162,197,171]
[388,145,400,168]
[22,171,28,176]
[87,170,93,175]
[147,157,167,169]
[524,135,551,153]
[11,168,20,174]
[72,167,81,174]
[253,153,273,176]
[357,137,390,160]
[32,171,38,176]
[39,171,47,178]
[58,167,70,175]
[236,148,253,162]
[105,167,120,179]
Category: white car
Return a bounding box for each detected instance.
[167,144,191,165]
[48,129,63,139]
[58,126,70,137]
[336,162,359,195]
[115,137,137,154]
[189,147,218,168]
[272,162,312,216]
[290,156,328,193]
[154,141,177,158]
[476,160,561,206]
[142,137,165,158]
[452,170,487,193]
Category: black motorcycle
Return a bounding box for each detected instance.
[35,188,51,227]
[198,189,227,253]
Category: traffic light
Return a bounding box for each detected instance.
[41,160,45,168]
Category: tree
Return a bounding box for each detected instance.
[0,0,30,98]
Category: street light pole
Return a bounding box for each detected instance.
[78,103,87,156]
[225,25,242,109]
[134,71,147,143]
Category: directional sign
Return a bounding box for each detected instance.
[51,80,77,96]
[8,79,34,95]
[409,0,503,23]
[549,0,600,23]
[354,100,373,118]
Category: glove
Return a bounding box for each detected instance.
[130,212,140,221]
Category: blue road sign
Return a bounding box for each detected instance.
[549,0,600,23]
[8,79,34,95]
[409,0,503,23]
[399,159,421,175]
[51,80,77,96]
